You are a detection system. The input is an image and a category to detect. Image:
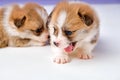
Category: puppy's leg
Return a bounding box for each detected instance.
[0,25,9,48]
[9,36,47,47]
[76,42,96,59]
[52,47,70,64]
[0,33,8,48]
[9,37,30,47]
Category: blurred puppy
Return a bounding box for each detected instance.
[48,2,99,64]
[0,3,49,47]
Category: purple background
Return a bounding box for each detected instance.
[0,0,120,5]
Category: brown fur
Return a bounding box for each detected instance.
[48,2,99,64]
[50,2,86,30]
[0,8,9,48]
[9,3,46,34]
[0,3,48,47]
[53,26,59,36]
[10,36,30,47]
[90,33,99,44]
[49,2,99,40]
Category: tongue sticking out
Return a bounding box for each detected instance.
[64,44,74,53]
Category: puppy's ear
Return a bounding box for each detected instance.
[78,11,93,26]
[14,16,26,28]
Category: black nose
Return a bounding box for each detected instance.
[53,42,59,47]
[48,35,50,39]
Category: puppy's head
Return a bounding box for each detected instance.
[7,3,49,45]
[48,2,97,52]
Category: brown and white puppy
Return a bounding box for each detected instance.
[48,2,99,64]
[0,3,49,47]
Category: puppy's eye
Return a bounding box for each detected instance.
[64,30,73,35]
[35,28,41,33]
[32,26,44,36]
[35,25,44,33]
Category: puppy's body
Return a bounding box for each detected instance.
[0,9,8,47]
[0,3,49,47]
[48,2,99,64]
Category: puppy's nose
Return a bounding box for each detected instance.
[53,42,59,47]
[48,35,50,39]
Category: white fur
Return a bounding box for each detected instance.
[49,11,71,64]
[3,6,20,37]
[19,4,24,8]
[57,11,67,28]
[69,1,91,6]
[50,11,69,48]
[49,4,99,64]
[2,4,49,46]
[51,46,70,64]
[49,25,69,48]
[3,5,32,39]
[27,40,47,46]
[36,8,48,24]
[72,20,99,54]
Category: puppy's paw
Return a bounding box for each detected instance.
[77,53,93,60]
[53,54,70,64]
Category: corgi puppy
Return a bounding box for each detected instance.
[48,2,99,64]
[0,3,49,47]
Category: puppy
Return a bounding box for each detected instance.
[48,2,99,64]
[0,3,49,47]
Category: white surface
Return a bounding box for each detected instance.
[0,4,120,80]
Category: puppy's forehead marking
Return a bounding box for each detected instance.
[36,8,48,23]
[19,4,24,8]
[57,11,67,28]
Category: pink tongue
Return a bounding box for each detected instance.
[64,44,74,53]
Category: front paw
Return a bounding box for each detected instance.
[77,52,93,60]
[53,54,70,64]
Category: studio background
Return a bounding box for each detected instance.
[0,0,120,80]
